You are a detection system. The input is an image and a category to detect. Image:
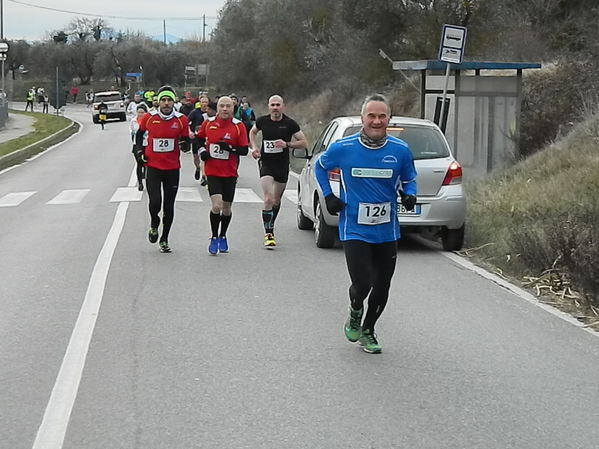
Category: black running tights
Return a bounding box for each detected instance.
[146,166,179,242]
[343,239,398,332]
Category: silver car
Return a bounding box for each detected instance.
[295,116,466,250]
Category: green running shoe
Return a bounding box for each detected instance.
[159,241,171,253]
[344,307,363,342]
[148,227,159,243]
[358,329,382,354]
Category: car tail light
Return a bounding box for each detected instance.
[442,161,462,185]
[328,168,340,182]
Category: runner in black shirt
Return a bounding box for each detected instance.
[249,95,307,248]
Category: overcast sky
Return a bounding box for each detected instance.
[2,0,228,41]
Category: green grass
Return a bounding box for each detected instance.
[0,110,73,158]
[464,113,599,323]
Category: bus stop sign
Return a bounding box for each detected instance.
[438,25,467,64]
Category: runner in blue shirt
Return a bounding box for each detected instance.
[314,93,417,353]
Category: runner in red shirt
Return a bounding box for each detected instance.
[196,96,249,255]
[134,85,191,253]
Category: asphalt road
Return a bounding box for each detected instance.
[1,105,598,449]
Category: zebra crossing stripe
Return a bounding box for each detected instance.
[234,188,262,203]
[109,187,142,203]
[47,189,90,205]
[283,190,298,204]
[0,191,37,207]
[176,187,203,202]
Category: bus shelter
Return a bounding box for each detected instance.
[392,60,541,176]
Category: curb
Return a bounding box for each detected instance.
[0,120,80,171]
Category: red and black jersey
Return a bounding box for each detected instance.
[196,116,248,178]
[138,111,189,171]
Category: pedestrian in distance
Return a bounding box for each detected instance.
[134,85,192,253]
[130,103,148,191]
[98,101,108,130]
[249,94,308,248]
[195,96,249,255]
[42,94,49,113]
[313,93,418,354]
[25,88,34,112]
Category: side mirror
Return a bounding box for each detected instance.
[292,148,309,159]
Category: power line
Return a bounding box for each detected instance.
[7,0,218,21]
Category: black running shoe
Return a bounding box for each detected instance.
[148,227,159,243]
[159,241,171,253]
[194,168,201,181]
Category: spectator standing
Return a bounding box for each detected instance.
[70,86,79,103]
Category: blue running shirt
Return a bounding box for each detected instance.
[314,133,417,243]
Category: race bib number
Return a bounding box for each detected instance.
[209,143,230,160]
[357,202,391,225]
[153,138,175,153]
[263,140,283,154]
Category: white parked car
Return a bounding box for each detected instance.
[295,116,466,250]
[91,91,126,123]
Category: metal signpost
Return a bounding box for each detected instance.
[0,41,8,96]
[438,24,467,132]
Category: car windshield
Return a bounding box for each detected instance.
[343,125,450,160]
[95,94,121,102]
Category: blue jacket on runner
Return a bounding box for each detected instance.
[314,132,417,244]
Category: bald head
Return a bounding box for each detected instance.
[268,94,285,121]
[217,96,234,120]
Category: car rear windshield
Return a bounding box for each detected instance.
[95,94,121,102]
[343,125,450,160]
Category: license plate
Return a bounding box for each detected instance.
[397,203,421,215]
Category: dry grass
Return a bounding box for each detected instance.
[463,113,599,328]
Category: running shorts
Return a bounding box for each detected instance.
[259,159,289,183]
[206,176,237,202]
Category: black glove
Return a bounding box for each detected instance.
[134,145,146,163]
[324,194,345,215]
[179,138,191,153]
[217,141,232,151]
[199,149,210,161]
[400,192,417,211]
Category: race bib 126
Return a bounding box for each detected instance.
[357,202,391,225]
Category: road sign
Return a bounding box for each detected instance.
[0,42,8,53]
[0,54,6,61]
[438,24,467,64]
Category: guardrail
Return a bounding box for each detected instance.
[0,94,8,128]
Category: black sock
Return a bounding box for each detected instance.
[220,213,232,236]
[271,204,280,232]
[210,212,221,238]
[262,210,274,233]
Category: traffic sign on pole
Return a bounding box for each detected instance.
[438,24,467,64]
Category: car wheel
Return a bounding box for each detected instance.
[315,201,337,248]
[119,113,126,121]
[92,116,99,124]
[296,186,313,230]
[441,225,465,251]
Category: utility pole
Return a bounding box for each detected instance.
[1,0,4,40]
[163,19,166,45]
[202,14,206,42]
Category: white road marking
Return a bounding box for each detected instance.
[283,190,298,204]
[437,245,599,339]
[47,189,90,205]
[109,187,142,203]
[31,202,129,449]
[0,191,36,207]
[234,188,262,202]
[176,187,203,202]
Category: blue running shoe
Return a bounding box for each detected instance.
[208,237,219,255]
[218,236,228,253]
